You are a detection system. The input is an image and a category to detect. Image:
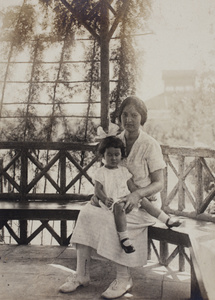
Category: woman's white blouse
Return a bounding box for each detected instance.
[118,130,166,188]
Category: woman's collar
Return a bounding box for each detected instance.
[123,128,141,141]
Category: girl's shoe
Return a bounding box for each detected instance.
[166,217,182,229]
[101,277,133,299]
[120,238,135,254]
[59,273,90,293]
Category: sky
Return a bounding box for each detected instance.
[138,0,215,101]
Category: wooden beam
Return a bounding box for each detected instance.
[107,0,130,41]
[199,187,215,214]
[100,0,109,131]
[59,0,100,42]
[195,157,203,213]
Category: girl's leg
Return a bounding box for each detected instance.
[140,198,181,228]
[101,263,133,299]
[113,202,135,253]
[113,202,127,232]
[59,244,91,293]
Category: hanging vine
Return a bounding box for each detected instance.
[0,0,151,141]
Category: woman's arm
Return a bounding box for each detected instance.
[136,169,164,198]
[127,178,139,193]
[124,169,164,213]
[94,181,114,208]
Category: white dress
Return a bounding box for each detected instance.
[71,129,166,267]
[93,165,132,210]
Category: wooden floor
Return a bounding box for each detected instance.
[0,244,191,300]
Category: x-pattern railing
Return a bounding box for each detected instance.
[1,143,215,216]
[161,145,215,221]
[0,142,99,245]
[0,142,99,202]
[1,142,215,248]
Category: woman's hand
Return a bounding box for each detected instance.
[120,191,140,214]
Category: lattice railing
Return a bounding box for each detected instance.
[0,141,99,245]
[0,141,99,202]
[161,145,215,222]
[1,142,215,247]
[149,145,215,271]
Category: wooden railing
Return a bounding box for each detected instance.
[0,141,99,202]
[1,142,215,216]
[161,145,215,222]
[0,142,100,244]
[147,145,215,274]
[0,141,215,246]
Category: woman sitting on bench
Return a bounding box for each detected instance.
[59,95,180,299]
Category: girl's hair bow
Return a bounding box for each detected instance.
[96,122,119,141]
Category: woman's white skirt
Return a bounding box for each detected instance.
[71,202,156,268]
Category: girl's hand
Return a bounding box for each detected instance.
[105,197,114,208]
[147,195,157,202]
[120,191,140,213]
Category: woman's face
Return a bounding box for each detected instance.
[121,104,142,133]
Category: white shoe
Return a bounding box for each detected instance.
[101,277,133,299]
[59,273,90,293]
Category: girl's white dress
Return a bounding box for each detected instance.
[71,130,166,267]
[93,165,132,210]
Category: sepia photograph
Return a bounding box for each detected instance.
[0,1,215,299]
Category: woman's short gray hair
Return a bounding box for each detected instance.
[118,95,148,125]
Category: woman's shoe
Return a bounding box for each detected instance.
[59,273,90,293]
[166,217,182,229]
[101,277,133,299]
[120,238,135,254]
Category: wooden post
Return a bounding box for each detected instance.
[60,150,66,195]
[178,155,185,211]
[160,241,169,265]
[179,245,185,272]
[19,149,28,244]
[0,159,4,236]
[190,258,203,300]
[60,150,67,245]
[100,0,109,132]
[0,158,2,193]
[195,157,203,214]
[147,239,152,260]
[160,155,168,209]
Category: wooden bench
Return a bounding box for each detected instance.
[1,201,215,300]
[148,217,215,300]
[0,200,90,245]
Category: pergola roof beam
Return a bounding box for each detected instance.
[107,0,129,41]
[59,0,100,43]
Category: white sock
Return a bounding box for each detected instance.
[158,211,169,223]
[118,231,131,246]
[116,263,131,279]
[76,244,91,279]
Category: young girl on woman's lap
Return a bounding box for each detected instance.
[92,136,181,254]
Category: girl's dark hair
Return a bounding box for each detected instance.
[98,136,126,157]
[118,95,148,125]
